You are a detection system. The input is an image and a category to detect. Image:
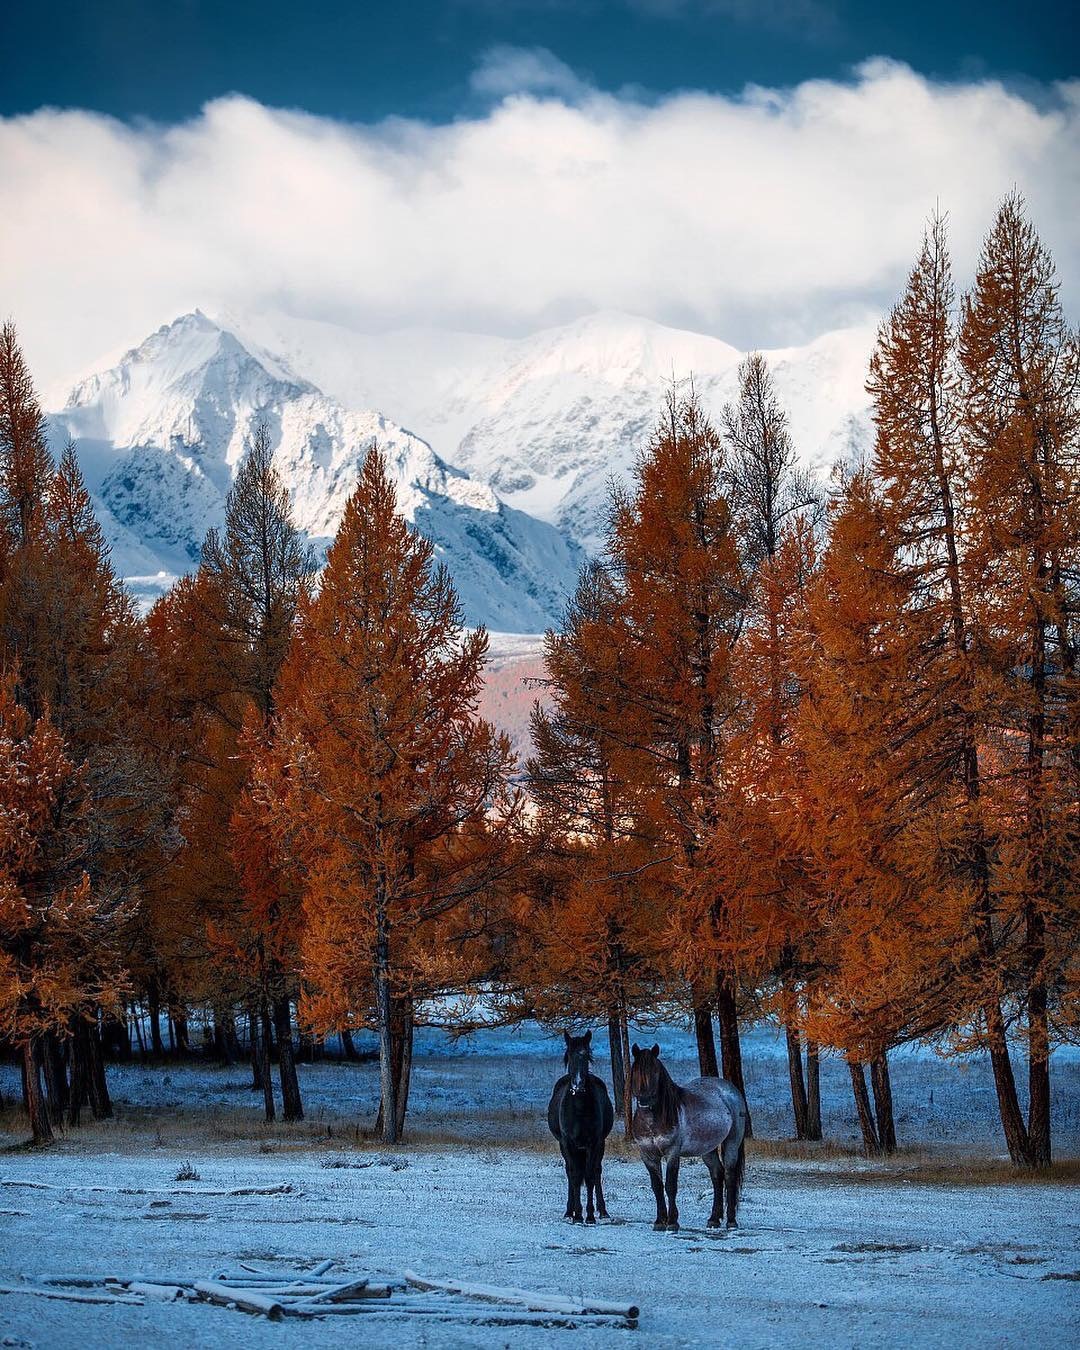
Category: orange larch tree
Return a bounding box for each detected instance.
[523,561,667,1128]
[0,323,165,1133]
[960,194,1080,1168]
[150,425,316,1120]
[254,447,520,1143]
[605,391,750,1102]
[721,352,822,1139]
[0,676,128,1144]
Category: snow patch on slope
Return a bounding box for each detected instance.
[228,307,876,555]
[49,314,584,632]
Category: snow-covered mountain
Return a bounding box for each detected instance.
[230,308,877,555]
[49,312,584,630]
[48,307,876,629]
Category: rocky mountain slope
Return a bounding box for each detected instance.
[49,312,584,630]
[48,308,876,628]
[230,308,876,554]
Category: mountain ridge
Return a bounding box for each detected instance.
[47,307,877,627]
[48,313,585,630]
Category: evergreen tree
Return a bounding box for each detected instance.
[255,448,518,1143]
[153,421,317,1120]
[722,353,821,1138]
[960,195,1080,1167]
[607,392,750,1104]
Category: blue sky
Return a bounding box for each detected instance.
[3,0,1074,122]
[2,2,1076,390]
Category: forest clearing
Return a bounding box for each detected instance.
[0,1022,1077,1347]
[2,9,1080,1337]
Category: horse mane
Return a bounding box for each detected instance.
[652,1059,683,1132]
[630,1054,682,1131]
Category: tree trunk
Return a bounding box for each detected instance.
[148,981,164,1058]
[985,999,1033,1165]
[376,996,414,1140]
[618,1006,633,1134]
[102,1013,131,1062]
[171,1004,190,1058]
[785,1022,809,1140]
[715,981,751,1136]
[393,998,414,1141]
[86,1022,113,1120]
[805,1040,822,1141]
[131,1002,147,1062]
[373,885,398,1144]
[273,996,304,1122]
[259,1000,276,1122]
[607,1010,625,1128]
[213,1005,237,1066]
[869,1053,897,1154]
[68,1018,91,1127]
[340,1027,360,1062]
[42,1031,69,1127]
[693,1000,719,1077]
[248,1006,263,1090]
[23,1039,53,1145]
[1026,904,1052,1168]
[848,1060,881,1157]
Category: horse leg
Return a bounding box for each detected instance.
[663,1156,680,1232]
[569,1150,585,1223]
[584,1152,597,1225]
[645,1161,667,1230]
[559,1141,575,1220]
[596,1153,610,1220]
[703,1147,725,1228]
[722,1133,745,1229]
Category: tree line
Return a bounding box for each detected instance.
[0,195,1076,1168]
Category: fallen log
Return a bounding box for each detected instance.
[280,1299,630,1326]
[0,1283,144,1307]
[128,1282,185,1302]
[193,1280,285,1320]
[403,1270,639,1320]
[0,1178,293,1198]
[212,1270,354,1285]
[306,1278,375,1303]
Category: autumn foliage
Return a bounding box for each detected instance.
[0,193,1076,1168]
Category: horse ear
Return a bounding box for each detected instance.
[584,1030,592,1044]
[651,1043,660,1057]
[631,1043,640,1058]
[563,1030,572,1047]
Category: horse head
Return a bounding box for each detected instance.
[563,1029,592,1096]
[629,1042,665,1109]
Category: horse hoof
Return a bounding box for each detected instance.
[667,1222,680,1233]
[706,1219,722,1229]
[652,1220,667,1232]
[726,1220,738,1230]
[585,1215,596,1225]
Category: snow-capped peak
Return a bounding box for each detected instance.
[48,313,584,631]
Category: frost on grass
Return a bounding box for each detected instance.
[0,1022,1077,1347]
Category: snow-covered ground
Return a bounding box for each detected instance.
[1,1022,1077,1348]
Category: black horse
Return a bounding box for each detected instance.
[547,1030,615,1224]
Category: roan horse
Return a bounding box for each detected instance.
[629,1043,748,1231]
[547,1030,615,1224]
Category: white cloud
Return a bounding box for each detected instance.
[2,58,1077,397]
[470,45,592,101]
